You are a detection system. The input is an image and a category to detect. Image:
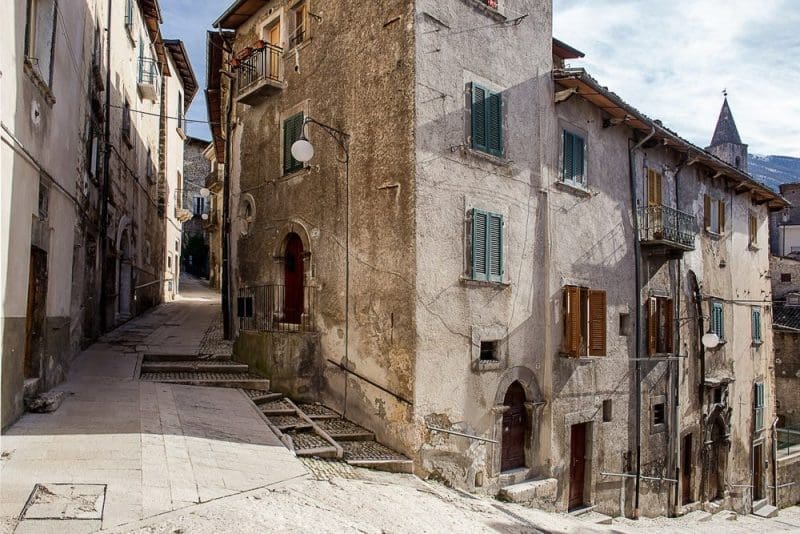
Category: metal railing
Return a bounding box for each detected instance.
[138,57,160,86]
[777,426,800,456]
[238,284,315,333]
[238,43,283,94]
[638,204,696,249]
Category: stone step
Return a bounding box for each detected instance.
[340,440,413,474]
[580,511,613,525]
[139,371,270,391]
[752,504,778,518]
[498,478,558,505]
[268,415,314,432]
[260,398,296,416]
[317,419,374,441]
[141,361,248,373]
[285,429,340,459]
[297,403,340,419]
[142,353,202,362]
[243,390,284,404]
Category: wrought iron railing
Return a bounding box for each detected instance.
[138,57,160,87]
[238,284,315,333]
[777,426,800,457]
[638,204,696,249]
[238,43,283,94]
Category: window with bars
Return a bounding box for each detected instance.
[647,296,674,355]
[561,130,586,186]
[754,382,764,431]
[751,307,762,345]
[283,112,305,174]
[563,286,607,357]
[470,83,503,158]
[469,208,503,282]
[709,300,724,342]
[704,195,726,234]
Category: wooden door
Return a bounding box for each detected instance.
[569,423,587,510]
[283,233,304,324]
[501,382,527,472]
[267,23,280,79]
[753,443,764,501]
[24,248,48,378]
[681,434,692,505]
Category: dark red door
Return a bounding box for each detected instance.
[24,248,48,379]
[753,443,764,501]
[284,234,304,324]
[682,434,692,505]
[569,423,587,510]
[501,382,528,472]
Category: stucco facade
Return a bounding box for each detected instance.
[212,0,786,518]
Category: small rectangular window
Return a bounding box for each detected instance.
[709,300,724,341]
[712,387,722,404]
[25,0,57,86]
[122,98,131,142]
[602,399,613,422]
[647,297,674,355]
[782,273,792,282]
[749,214,758,247]
[751,307,762,345]
[704,196,726,234]
[291,2,308,48]
[470,208,504,283]
[563,286,607,357]
[479,341,499,361]
[562,130,586,186]
[125,0,134,29]
[283,112,305,174]
[754,382,764,430]
[653,403,665,426]
[619,313,630,336]
[470,83,503,157]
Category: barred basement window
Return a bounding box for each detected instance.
[653,403,665,426]
[480,340,499,361]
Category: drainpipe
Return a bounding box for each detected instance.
[629,126,655,519]
[772,416,779,506]
[98,0,113,333]
[693,276,705,503]
[221,43,234,340]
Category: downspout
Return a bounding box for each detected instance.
[98,0,113,332]
[693,275,705,503]
[221,53,234,340]
[629,126,655,519]
[772,416,779,506]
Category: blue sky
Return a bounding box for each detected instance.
[161,0,800,156]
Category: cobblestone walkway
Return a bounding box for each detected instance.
[199,312,234,359]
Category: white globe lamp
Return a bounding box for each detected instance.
[291,138,315,162]
[701,332,720,349]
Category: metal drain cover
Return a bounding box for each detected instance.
[20,483,106,520]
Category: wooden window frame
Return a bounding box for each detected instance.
[703,195,726,235]
[562,285,607,357]
[647,296,674,356]
[561,129,586,187]
[469,208,504,283]
[290,1,310,48]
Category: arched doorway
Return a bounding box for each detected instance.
[501,381,528,472]
[118,229,132,319]
[284,233,304,324]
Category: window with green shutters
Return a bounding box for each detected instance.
[470,209,504,282]
[562,129,586,186]
[283,112,305,174]
[710,301,724,341]
[125,0,134,29]
[751,307,762,344]
[470,83,503,158]
[754,382,765,430]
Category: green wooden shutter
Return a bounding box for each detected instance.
[283,113,304,174]
[125,0,134,26]
[471,84,487,152]
[573,134,584,183]
[471,209,488,281]
[562,130,574,182]
[486,91,503,157]
[488,213,503,282]
[752,308,762,344]
[754,382,764,430]
[711,301,724,340]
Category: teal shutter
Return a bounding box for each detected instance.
[711,301,724,340]
[471,84,503,157]
[125,0,134,27]
[562,130,585,184]
[471,84,487,153]
[573,134,584,183]
[471,209,503,282]
[752,308,762,343]
[283,113,304,174]
[754,382,764,430]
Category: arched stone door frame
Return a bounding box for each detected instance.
[491,366,544,476]
[272,221,314,325]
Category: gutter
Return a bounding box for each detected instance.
[629,126,655,519]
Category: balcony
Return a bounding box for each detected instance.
[236,43,285,105]
[638,204,696,252]
[137,57,160,101]
[238,285,316,333]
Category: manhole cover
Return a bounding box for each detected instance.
[20,483,106,520]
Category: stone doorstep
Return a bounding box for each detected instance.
[498,477,558,505]
[752,504,779,518]
[248,392,285,405]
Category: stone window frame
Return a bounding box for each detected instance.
[651,394,667,434]
[470,325,508,372]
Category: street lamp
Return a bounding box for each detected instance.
[290,117,352,415]
[200,187,211,198]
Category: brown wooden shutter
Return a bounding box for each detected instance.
[665,299,674,353]
[719,200,726,233]
[703,195,711,230]
[563,286,580,356]
[588,290,607,356]
[648,170,662,207]
[647,297,657,356]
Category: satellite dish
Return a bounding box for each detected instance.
[702,333,720,348]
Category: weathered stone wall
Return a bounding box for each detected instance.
[229,0,418,457]
[777,452,800,508]
[775,331,800,426]
[770,256,800,300]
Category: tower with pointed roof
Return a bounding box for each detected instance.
[706,96,748,172]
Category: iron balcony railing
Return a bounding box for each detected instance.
[238,43,283,94]
[238,284,315,333]
[638,204,696,250]
[138,57,160,86]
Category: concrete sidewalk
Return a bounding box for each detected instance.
[0,277,307,533]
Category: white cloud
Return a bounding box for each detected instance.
[554,0,800,156]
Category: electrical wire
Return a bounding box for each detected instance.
[109,104,217,125]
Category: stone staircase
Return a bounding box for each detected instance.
[140,353,412,473]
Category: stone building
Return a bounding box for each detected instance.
[769,183,800,257]
[180,136,212,279]
[209,0,786,518]
[1,0,194,428]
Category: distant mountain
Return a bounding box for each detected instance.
[748,154,800,192]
